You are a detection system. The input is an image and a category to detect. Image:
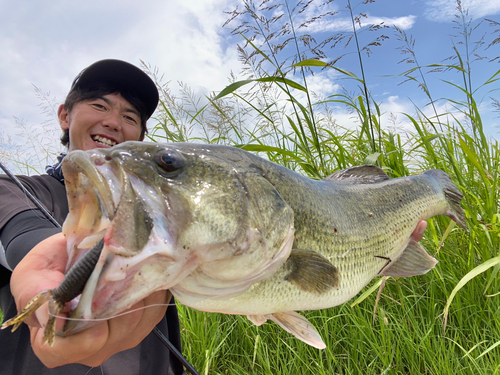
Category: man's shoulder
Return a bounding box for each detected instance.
[0,172,61,185]
[0,174,67,229]
[0,173,65,195]
[1,172,52,182]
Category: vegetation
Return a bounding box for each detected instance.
[1,0,499,373]
[148,1,500,374]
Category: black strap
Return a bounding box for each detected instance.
[45,153,67,183]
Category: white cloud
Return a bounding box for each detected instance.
[298,70,343,101]
[0,1,241,113]
[252,1,416,35]
[365,15,417,30]
[0,0,242,169]
[425,0,500,22]
[1,0,497,173]
[303,15,416,33]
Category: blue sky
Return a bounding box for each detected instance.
[0,0,499,172]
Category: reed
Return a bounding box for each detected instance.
[1,1,499,373]
[149,1,500,373]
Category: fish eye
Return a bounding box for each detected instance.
[154,149,184,177]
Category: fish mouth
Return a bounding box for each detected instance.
[62,150,118,270]
[59,150,121,333]
[59,149,190,336]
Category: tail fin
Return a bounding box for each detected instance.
[424,170,467,230]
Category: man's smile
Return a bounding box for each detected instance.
[92,135,118,147]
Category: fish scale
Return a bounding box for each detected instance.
[171,160,465,349]
[2,142,466,350]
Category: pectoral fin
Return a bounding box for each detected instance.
[379,239,438,277]
[285,249,339,294]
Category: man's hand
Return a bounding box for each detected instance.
[10,232,169,368]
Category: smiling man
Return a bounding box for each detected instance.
[0,60,185,375]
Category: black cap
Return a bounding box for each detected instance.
[69,59,159,120]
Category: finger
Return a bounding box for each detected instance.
[78,291,169,367]
[31,321,109,368]
[10,233,68,327]
[410,220,427,242]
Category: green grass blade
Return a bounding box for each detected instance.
[476,340,500,360]
[292,59,361,80]
[443,256,500,332]
[350,278,386,308]
[214,77,307,101]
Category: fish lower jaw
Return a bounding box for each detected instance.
[65,244,199,334]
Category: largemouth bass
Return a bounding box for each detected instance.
[1,142,466,348]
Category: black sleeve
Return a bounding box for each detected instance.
[0,210,61,270]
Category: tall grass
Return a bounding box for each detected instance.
[149,1,500,373]
[0,86,64,175]
[1,1,498,373]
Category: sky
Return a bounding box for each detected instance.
[0,0,499,172]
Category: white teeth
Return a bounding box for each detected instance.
[92,135,117,146]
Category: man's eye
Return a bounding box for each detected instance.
[125,115,138,124]
[92,103,106,110]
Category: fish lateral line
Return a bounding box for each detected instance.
[3,144,468,351]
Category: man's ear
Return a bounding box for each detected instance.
[58,104,69,130]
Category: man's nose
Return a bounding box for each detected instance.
[102,111,121,131]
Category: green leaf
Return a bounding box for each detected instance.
[350,278,387,308]
[476,340,500,360]
[437,221,456,253]
[255,77,307,91]
[292,59,329,67]
[213,77,307,101]
[235,144,305,163]
[363,153,381,165]
[443,256,500,332]
[292,59,360,80]
[213,80,255,100]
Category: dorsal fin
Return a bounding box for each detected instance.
[323,165,390,184]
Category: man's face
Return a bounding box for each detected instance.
[58,93,144,152]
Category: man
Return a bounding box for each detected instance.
[0,59,185,374]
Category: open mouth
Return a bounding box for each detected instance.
[58,148,190,336]
[59,150,125,333]
[62,150,119,271]
[91,135,117,147]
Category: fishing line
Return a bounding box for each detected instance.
[0,159,200,375]
[47,303,178,322]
